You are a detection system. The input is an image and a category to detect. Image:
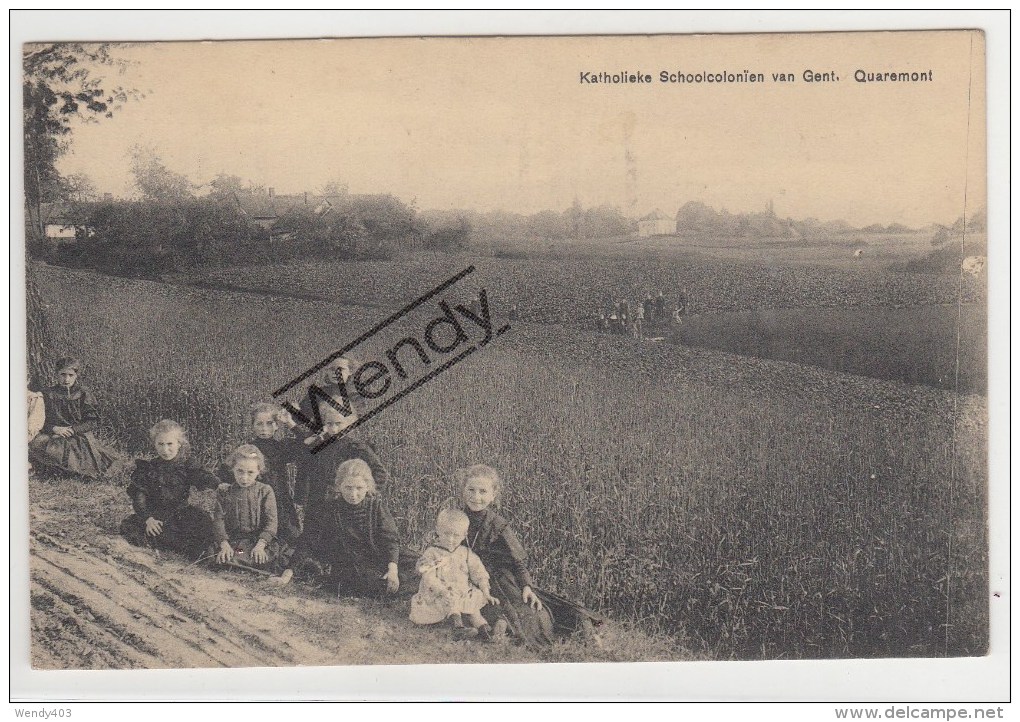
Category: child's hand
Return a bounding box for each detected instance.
[217,483,231,492]
[52,425,74,438]
[251,541,269,565]
[268,569,294,587]
[381,563,400,593]
[486,593,501,607]
[144,517,164,537]
[216,540,234,564]
[522,586,543,611]
[303,434,320,446]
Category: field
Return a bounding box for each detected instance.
[675,304,986,393]
[197,247,986,391]
[30,252,988,664]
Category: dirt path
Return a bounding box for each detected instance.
[27,478,675,670]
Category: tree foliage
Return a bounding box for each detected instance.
[129,145,195,201]
[23,43,136,238]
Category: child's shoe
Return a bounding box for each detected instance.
[477,623,493,641]
[490,618,509,643]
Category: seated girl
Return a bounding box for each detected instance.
[217,403,303,552]
[292,403,391,540]
[275,459,416,597]
[28,357,119,479]
[120,420,220,560]
[457,464,604,646]
[410,508,499,641]
[213,444,281,571]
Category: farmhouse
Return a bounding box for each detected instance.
[637,210,675,237]
[39,202,89,243]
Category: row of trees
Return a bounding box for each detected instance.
[43,188,458,276]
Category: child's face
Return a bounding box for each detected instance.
[322,418,350,437]
[154,432,181,461]
[57,368,77,388]
[437,523,467,550]
[319,405,355,437]
[232,458,261,487]
[463,475,496,512]
[337,473,371,505]
[322,358,352,385]
[252,412,278,439]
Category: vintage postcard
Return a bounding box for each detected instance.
[16,19,1000,700]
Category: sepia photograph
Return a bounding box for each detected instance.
[12,10,1006,704]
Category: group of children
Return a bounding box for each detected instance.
[596,290,689,338]
[28,355,600,646]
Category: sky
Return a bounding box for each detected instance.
[47,31,985,227]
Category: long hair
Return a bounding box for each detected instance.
[148,419,191,458]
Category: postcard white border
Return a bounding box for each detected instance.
[8,9,1011,704]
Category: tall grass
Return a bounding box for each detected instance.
[32,264,987,659]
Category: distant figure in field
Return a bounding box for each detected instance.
[642,294,655,323]
[29,356,120,479]
[676,289,689,318]
[654,291,667,322]
[633,303,645,339]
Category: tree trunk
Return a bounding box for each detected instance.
[26,263,52,387]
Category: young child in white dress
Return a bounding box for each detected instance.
[410,508,499,640]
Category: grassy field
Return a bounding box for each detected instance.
[196,250,986,392]
[31,260,987,660]
[674,304,986,393]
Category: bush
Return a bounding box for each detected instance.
[75,198,267,275]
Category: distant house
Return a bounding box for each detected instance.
[39,202,89,243]
[638,210,675,237]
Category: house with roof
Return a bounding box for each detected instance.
[637,210,675,237]
[39,202,90,243]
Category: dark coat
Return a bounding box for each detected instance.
[127,456,220,521]
[40,382,99,434]
[464,507,602,645]
[120,455,220,559]
[292,496,416,596]
[294,435,391,508]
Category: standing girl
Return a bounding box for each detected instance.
[457,464,603,646]
[120,420,220,560]
[28,357,119,479]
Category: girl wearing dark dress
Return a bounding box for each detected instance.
[275,459,416,597]
[28,357,119,479]
[457,464,603,647]
[291,403,391,541]
[120,420,220,560]
[213,444,282,571]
